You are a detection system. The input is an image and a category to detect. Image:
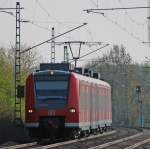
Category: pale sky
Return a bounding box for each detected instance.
[0,0,149,66]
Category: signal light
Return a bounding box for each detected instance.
[136,86,141,93]
[17,85,24,98]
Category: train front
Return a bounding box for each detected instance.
[25,70,79,138]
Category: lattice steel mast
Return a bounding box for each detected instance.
[14,2,21,124]
[64,46,69,63]
[51,27,55,63]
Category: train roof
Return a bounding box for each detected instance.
[32,70,111,88]
[33,69,70,75]
[72,72,111,88]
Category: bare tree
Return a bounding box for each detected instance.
[7,44,40,72]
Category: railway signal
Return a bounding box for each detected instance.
[135,85,143,128]
[136,85,141,94]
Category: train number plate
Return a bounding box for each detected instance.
[48,110,56,116]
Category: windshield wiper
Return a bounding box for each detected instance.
[39,96,65,100]
[42,98,51,101]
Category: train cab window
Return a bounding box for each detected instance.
[35,81,68,100]
[34,74,70,109]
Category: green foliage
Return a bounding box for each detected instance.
[0,46,39,121]
[0,48,14,120]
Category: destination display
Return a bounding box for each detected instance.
[34,74,70,81]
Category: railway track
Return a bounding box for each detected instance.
[1,142,37,149]
[33,130,116,149]
[89,129,150,149]
[32,127,140,149]
[30,128,143,149]
[0,130,116,149]
[2,127,150,149]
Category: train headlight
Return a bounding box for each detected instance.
[28,109,33,113]
[69,108,76,113]
[50,71,54,75]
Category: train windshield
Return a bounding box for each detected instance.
[34,73,70,109]
[35,81,68,100]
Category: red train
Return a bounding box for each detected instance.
[25,67,112,139]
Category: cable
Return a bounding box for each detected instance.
[35,0,60,23]
[87,0,146,43]
[86,6,150,11]
[89,0,99,8]
[89,0,148,43]
[70,44,109,63]
[117,0,145,27]
[21,20,83,24]
[35,0,70,28]
[33,0,150,47]
[91,11,144,43]
[0,2,52,32]
[29,21,51,31]
[21,23,87,54]
[23,0,84,35]
[117,0,150,43]
[103,14,143,42]
[86,27,94,42]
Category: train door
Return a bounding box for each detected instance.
[89,83,92,129]
[90,83,95,129]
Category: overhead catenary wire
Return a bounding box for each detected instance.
[117,0,145,27]
[1,12,52,32]
[0,7,24,10]
[0,10,13,15]
[35,0,71,29]
[117,0,148,42]
[86,1,147,44]
[22,20,83,24]
[102,14,144,42]
[26,0,149,41]
[0,7,89,45]
[0,4,52,32]
[29,21,51,31]
[89,0,99,8]
[85,6,150,12]
[86,28,94,41]
[34,0,83,42]
[35,0,60,23]
[88,11,144,43]
[7,0,77,34]
[21,23,87,54]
